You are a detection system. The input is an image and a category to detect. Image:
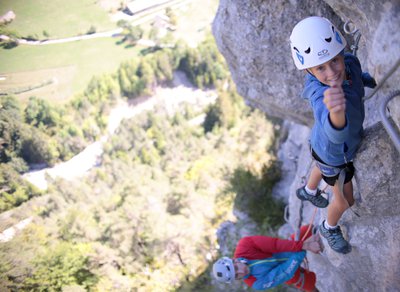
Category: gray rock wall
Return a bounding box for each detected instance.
[303,124,400,291]
[212,0,400,290]
[212,0,400,127]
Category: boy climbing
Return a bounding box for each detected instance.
[289,16,376,254]
[213,226,321,291]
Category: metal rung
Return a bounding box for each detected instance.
[379,90,400,153]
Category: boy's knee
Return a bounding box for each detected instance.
[331,196,349,212]
[339,201,350,212]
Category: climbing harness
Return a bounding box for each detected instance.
[316,160,346,194]
[316,157,361,217]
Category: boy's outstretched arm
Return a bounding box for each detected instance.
[323,82,346,129]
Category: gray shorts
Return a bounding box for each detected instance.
[311,148,354,186]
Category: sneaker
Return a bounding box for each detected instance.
[296,186,329,208]
[319,221,352,254]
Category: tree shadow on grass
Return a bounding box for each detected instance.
[0,41,18,49]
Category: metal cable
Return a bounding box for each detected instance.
[364,58,400,101]
[379,90,400,153]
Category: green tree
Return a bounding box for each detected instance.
[0,96,23,163]
[203,103,219,133]
[118,68,132,97]
[24,96,61,130]
[229,163,283,230]
[25,242,97,290]
[153,51,174,81]
[0,163,41,212]
[165,7,177,26]
[20,127,59,166]
[84,74,120,105]
[179,35,228,88]
[203,88,242,132]
[0,24,20,49]
[120,24,143,45]
[118,59,141,97]
[137,60,155,95]
[118,58,154,98]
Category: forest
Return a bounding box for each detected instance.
[1,4,284,290]
[0,35,228,213]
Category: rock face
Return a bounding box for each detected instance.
[212,0,400,127]
[212,0,400,291]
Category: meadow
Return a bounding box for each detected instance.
[0,0,218,104]
[0,0,115,39]
[0,38,141,104]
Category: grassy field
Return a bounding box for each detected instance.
[0,38,141,104]
[0,0,116,39]
[0,0,219,104]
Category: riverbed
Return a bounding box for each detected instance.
[23,71,217,190]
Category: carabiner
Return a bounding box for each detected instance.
[343,20,358,34]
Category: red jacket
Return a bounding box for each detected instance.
[234,236,304,288]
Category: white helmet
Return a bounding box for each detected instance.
[290,16,347,70]
[213,257,235,283]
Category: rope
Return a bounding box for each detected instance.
[294,172,313,240]
[295,201,304,241]
[301,207,318,241]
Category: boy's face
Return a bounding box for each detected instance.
[308,55,345,87]
[233,259,249,280]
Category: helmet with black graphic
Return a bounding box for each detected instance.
[213,257,235,283]
[290,16,347,70]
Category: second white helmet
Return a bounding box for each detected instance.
[290,16,347,70]
[213,257,235,283]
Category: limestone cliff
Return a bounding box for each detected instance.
[212,0,400,291]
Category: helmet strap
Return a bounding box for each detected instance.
[306,68,315,77]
